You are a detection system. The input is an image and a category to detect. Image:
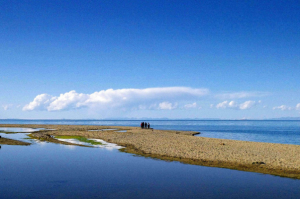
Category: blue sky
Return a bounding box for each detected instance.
[1,0,300,119]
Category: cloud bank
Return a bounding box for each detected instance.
[272,104,300,111]
[216,91,269,99]
[23,87,209,111]
[216,100,258,110]
[273,105,292,111]
[184,102,198,109]
[158,102,178,110]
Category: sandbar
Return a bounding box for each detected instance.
[0,137,31,145]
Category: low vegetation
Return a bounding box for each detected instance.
[55,135,103,145]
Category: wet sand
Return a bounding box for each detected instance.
[0,137,31,145]
[1,124,300,179]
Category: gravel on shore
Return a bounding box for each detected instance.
[1,124,300,179]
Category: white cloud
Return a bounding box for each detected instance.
[22,94,54,111]
[228,101,238,108]
[273,105,292,111]
[216,101,229,109]
[216,92,269,99]
[184,102,197,109]
[216,100,257,110]
[239,101,256,110]
[2,104,13,111]
[47,90,88,111]
[273,104,300,111]
[158,102,177,110]
[23,87,209,111]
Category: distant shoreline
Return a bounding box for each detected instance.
[1,124,300,179]
[1,118,300,121]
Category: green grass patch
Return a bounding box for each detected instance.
[55,135,103,145]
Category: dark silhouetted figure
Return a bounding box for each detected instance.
[148,123,150,129]
[141,122,145,129]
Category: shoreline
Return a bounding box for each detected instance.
[0,137,31,145]
[1,124,300,179]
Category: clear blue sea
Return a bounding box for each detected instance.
[1,120,300,198]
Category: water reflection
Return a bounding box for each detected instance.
[0,132,32,144]
[0,127,44,132]
[0,126,124,150]
[1,141,300,199]
[0,132,29,139]
[0,128,53,144]
[56,138,123,150]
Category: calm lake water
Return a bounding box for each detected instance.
[1,120,300,198]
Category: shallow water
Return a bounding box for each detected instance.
[1,137,300,199]
[0,132,31,142]
[88,129,118,131]
[0,127,43,143]
[102,128,118,131]
[0,127,44,133]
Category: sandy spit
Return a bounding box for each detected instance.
[1,124,300,179]
[0,137,31,145]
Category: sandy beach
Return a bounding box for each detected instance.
[1,124,300,179]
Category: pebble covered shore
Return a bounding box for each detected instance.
[1,124,300,179]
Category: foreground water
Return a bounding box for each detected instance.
[1,134,300,198]
[1,120,300,198]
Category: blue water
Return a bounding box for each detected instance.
[1,119,300,145]
[1,120,300,198]
[1,135,300,199]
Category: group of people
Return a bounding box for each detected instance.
[141,122,150,129]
